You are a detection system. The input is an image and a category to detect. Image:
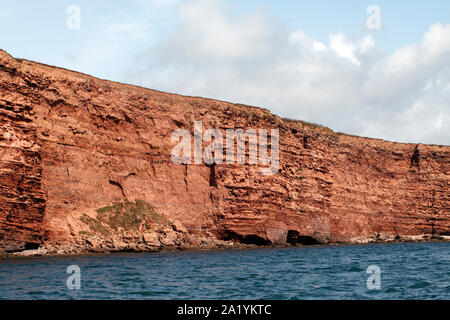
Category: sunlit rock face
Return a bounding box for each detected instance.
[0,49,449,253]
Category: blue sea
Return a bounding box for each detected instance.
[0,242,448,299]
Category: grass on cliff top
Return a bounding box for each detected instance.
[232,103,334,134]
[281,117,334,133]
[80,200,168,234]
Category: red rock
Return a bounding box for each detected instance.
[0,49,449,253]
[266,228,288,245]
[143,232,161,247]
[172,221,188,233]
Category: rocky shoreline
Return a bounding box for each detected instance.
[1,233,448,259]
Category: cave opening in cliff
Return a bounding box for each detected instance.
[242,234,270,246]
[287,230,320,245]
[286,230,300,244]
[297,236,320,245]
[24,242,40,250]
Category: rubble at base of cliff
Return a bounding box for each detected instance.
[4,238,242,258]
[3,234,449,259]
[349,233,450,244]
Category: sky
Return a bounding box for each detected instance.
[0,0,449,145]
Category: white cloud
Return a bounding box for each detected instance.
[126,0,450,145]
[329,33,376,65]
[157,0,283,63]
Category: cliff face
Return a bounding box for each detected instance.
[0,49,449,254]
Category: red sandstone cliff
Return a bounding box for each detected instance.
[0,49,449,256]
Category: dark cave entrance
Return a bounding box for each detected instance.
[297,236,320,245]
[24,242,40,250]
[287,230,300,244]
[287,230,320,245]
[242,234,270,246]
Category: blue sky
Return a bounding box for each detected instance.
[1,0,449,80]
[0,0,449,144]
[236,0,450,51]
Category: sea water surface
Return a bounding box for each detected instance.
[0,242,448,299]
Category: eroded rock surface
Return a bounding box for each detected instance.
[0,49,449,255]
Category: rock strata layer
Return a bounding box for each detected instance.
[0,49,449,256]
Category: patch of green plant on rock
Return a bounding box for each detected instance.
[80,214,110,235]
[78,230,93,237]
[89,199,168,232]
